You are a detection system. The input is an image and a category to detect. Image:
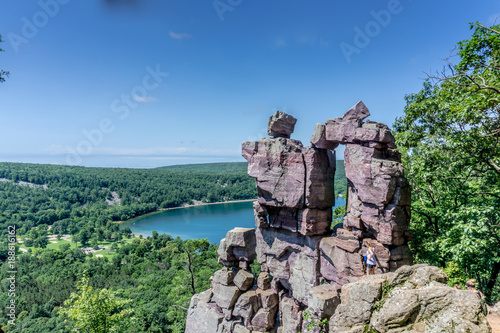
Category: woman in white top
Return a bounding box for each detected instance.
[366,239,376,275]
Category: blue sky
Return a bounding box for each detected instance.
[0,0,499,168]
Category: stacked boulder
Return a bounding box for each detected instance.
[315,101,413,289]
[186,227,281,333]
[186,103,413,332]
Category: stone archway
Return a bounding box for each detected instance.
[186,101,413,333]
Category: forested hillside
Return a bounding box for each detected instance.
[0,160,346,332]
[156,162,248,174]
[0,162,255,250]
[0,233,219,332]
[158,160,347,196]
[0,161,346,250]
[0,162,255,332]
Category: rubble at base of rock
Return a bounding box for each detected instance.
[185,102,491,332]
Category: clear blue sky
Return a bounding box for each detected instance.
[0,0,498,168]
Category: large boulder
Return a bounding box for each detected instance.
[268,111,297,138]
[218,228,257,266]
[242,137,306,208]
[324,101,396,148]
[342,100,370,121]
[185,290,224,333]
[242,137,335,210]
[329,264,491,333]
[309,284,341,319]
[212,283,242,309]
[233,269,255,292]
[310,123,339,150]
[233,289,261,326]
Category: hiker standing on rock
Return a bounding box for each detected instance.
[466,279,484,299]
[366,239,377,275]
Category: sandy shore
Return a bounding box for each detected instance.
[117,198,256,224]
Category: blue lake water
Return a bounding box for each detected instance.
[122,198,346,244]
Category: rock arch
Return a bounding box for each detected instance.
[186,102,413,333]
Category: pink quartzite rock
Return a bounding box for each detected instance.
[242,137,336,211]
[213,267,234,286]
[251,307,278,331]
[188,105,414,332]
[257,272,271,290]
[325,118,361,144]
[320,237,364,278]
[268,111,297,138]
[218,228,257,266]
[389,245,412,271]
[280,294,303,333]
[345,145,403,206]
[233,269,255,292]
[256,228,321,305]
[303,146,336,209]
[309,284,341,318]
[320,254,352,288]
[342,139,411,247]
[297,208,332,236]
[242,137,305,208]
[354,121,396,147]
[334,229,361,253]
[343,213,363,229]
[253,201,268,228]
[233,289,261,324]
[342,100,370,121]
[310,123,339,150]
[212,283,242,309]
[258,288,279,310]
[324,101,397,147]
[185,290,224,333]
[267,207,298,231]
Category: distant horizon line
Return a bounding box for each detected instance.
[0,156,345,170]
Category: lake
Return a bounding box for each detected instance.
[121,198,346,244]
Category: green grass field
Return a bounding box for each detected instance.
[17,236,137,259]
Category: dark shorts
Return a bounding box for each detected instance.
[367,264,375,269]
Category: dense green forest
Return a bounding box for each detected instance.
[0,233,219,332]
[0,160,346,332]
[0,160,345,245]
[156,162,249,174]
[158,160,347,196]
[395,22,500,302]
[0,162,256,251]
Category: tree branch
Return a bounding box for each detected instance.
[475,23,500,35]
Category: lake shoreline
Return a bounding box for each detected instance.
[117,198,256,225]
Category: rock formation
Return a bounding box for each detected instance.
[185,102,489,332]
[330,264,490,333]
